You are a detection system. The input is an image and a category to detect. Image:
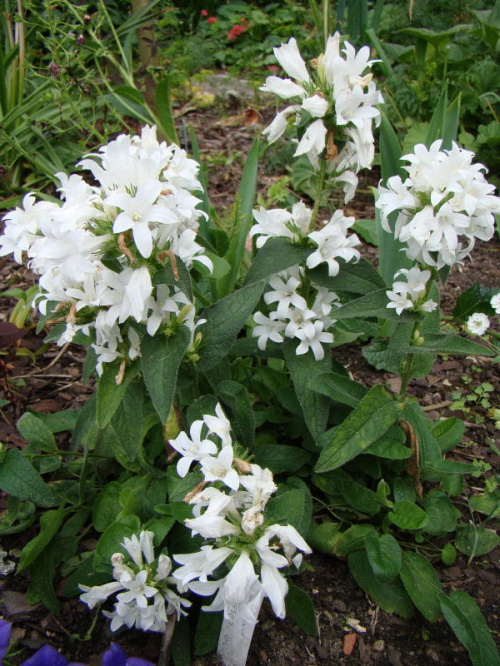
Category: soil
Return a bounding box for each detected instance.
[0,99,499,666]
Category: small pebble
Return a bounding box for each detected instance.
[373,640,385,652]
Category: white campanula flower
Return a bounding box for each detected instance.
[0,126,210,375]
[306,210,360,277]
[79,531,190,633]
[466,312,490,336]
[169,419,218,478]
[386,266,437,316]
[260,33,383,184]
[377,140,500,268]
[490,293,500,314]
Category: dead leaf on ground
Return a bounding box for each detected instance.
[343,632,357,655]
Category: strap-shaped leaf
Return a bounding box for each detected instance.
[315,385,400,472]
[141,327,191,423]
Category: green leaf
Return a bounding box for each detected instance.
[218,138,260,296]
[352,218,379,246]
[19,504,65,571]
[141,327,191,423]
[400,551,443,622]
[365,533,402,581]
[27,542,59,615]
[196,281,265,372]
[0,448,56,507]
[93,515,141,572]
[366,424,411,460]
[400,401,442,480]
[308,259,386,295]
[286,579,317,636]
[171,616,191,666]
[453,283,498,321]
[105,85,153,125]
[348,550,414,618]
[17,413,56,452]
[388,501,428,531]
[402,334,494,357]
[431,417,465,453]
[31,410,78,434]
[153,255,193,301]
[283,340,331,439]
[470,492,500,517]
[92,482,122,532]
[96,360,140,428]
[217,380,255,449]
[244,237,312,286]
[266,486,312,538]
[254,444,312,474]
[334,525,377,557]
[194,611,223,656]
[155,77,179,145]
[309,371,367,408]
[315,385,400,472]
[440,591,500,666]
[455,525,500,558]
[108,381,145,467]
[422,492,459,536]
[334,288,417,320]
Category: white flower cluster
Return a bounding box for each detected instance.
[0,126,210,374]
[169,404,311,622]
[250,202,360,360]
[386,266,437,316]
[261,33,383,201]
[377,141,500,268]
[79,530,190,632]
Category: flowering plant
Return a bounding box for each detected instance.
[1,28,499,666]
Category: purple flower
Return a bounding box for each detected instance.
[0,619,11,660]
[102,644,154,666]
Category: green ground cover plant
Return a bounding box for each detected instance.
[0,4,499,666]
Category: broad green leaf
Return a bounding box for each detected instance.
[266,486,312,538]
[388,501,428,531]
[244,237,312,286]
[286,579,317,636]
[431,417,465,453]
[352,218,379,246]
[334,525,377,557]
[96,360,140,428]
[283,340,331,440]
[17,413,56,452]
[348,550,414,618]
[400,551,442,622]
[469,492,500,517]
[92,481,122,532]
[194,611,223,656]
[334,288,418,320]
[402,334,494,356]
[400,401,442,480]
[455,525,500,558]
[315,385,400,472]
[72,393,99,453]
[254,444,312,474]
[453,283,497,322]
[366,424,411,460]
[196,281,265,372]
[0,448,56,507]
[422,492,460,535]
[171,616,191,666]
[61,553,112,598]
[108,381,144,467]
[217,380,255,449]
[94,515,141,572]
[377,112,412,284]
[440,591,500,666]
[365,533,402,581]
[307,521,341,554]
[308,258,386,295]
[19,504,65,571]
[31,409,78,434]
[27,542,59,615]
[336,469,381,516]
[141,327,191,423]
[155,77,179,145]
[309,371,367,408]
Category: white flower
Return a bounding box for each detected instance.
[273,37,310,83]
[295,320,334,360]
[252,311,286,350]
[466,312,490,336]
[306,210,360,276]
[173,546,233,587]
[203,403,232,448]
[169,420,218,478]
[200,446,240,491]
[490,293,500,314]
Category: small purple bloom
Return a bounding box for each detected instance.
[20,645,69,666]
[102,644,154,666]
[0,619,11,660]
